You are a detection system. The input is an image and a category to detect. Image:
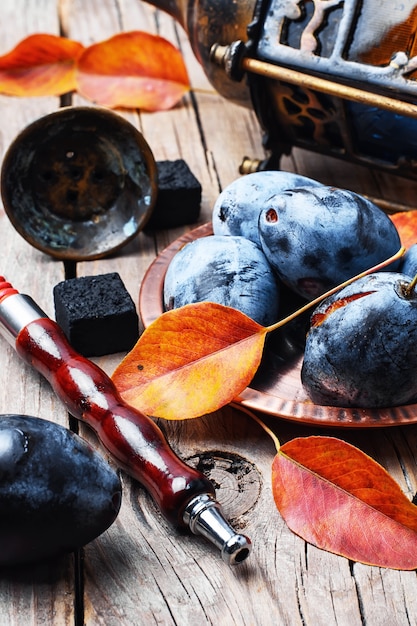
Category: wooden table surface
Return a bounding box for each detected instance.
[2,1,417,625]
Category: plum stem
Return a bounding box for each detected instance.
[265,246,406,334]
[404,272,417,298]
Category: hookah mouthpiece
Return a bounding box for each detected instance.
[183,494,251,565]
[0,277,253,565]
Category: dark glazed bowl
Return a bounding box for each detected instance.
[1,106,158,260]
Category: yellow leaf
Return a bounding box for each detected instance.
[112,302,267,419]
[0,34,84,96]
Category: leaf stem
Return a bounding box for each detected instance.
[230,402,281,452]
[265,246,406,334]
[189,87,219,97]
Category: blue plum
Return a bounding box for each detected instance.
[212,170,323,247]
[163,234,280,325]
[0,414,122,566]
[258,186,401,300]
[301,272,417,407]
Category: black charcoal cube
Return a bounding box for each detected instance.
[146,159,202,229]
[53,273,139,357]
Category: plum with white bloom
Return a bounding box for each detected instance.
[163,234,280,326]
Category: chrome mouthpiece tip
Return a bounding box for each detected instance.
[183,494,252,566]
[221,532,252,566]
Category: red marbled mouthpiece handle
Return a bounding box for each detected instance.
[0,277,251,565]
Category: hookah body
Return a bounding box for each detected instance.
[147,0,417,181]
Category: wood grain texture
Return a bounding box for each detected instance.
[0,1,417,625]
[0,2,76,623]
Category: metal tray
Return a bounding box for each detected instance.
[139,223,417,428]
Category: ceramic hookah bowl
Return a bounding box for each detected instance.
[1,106,157,261]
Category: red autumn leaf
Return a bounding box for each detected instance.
[111,302,267,419]
[0,34,84,96]
[390,211,417,249]
[272,436,417,569]
[75,31,190,111]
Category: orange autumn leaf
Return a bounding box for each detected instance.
[111,302,267,419]
[272,436,417,569]
[112,249,405,421]
[0,34,84,96]
[390,211,417,249]
[76,31,190,111]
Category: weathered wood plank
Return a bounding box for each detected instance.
[0,1,76,623]
[0,11,67,467]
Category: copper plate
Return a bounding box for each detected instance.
[139,223,417,428]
